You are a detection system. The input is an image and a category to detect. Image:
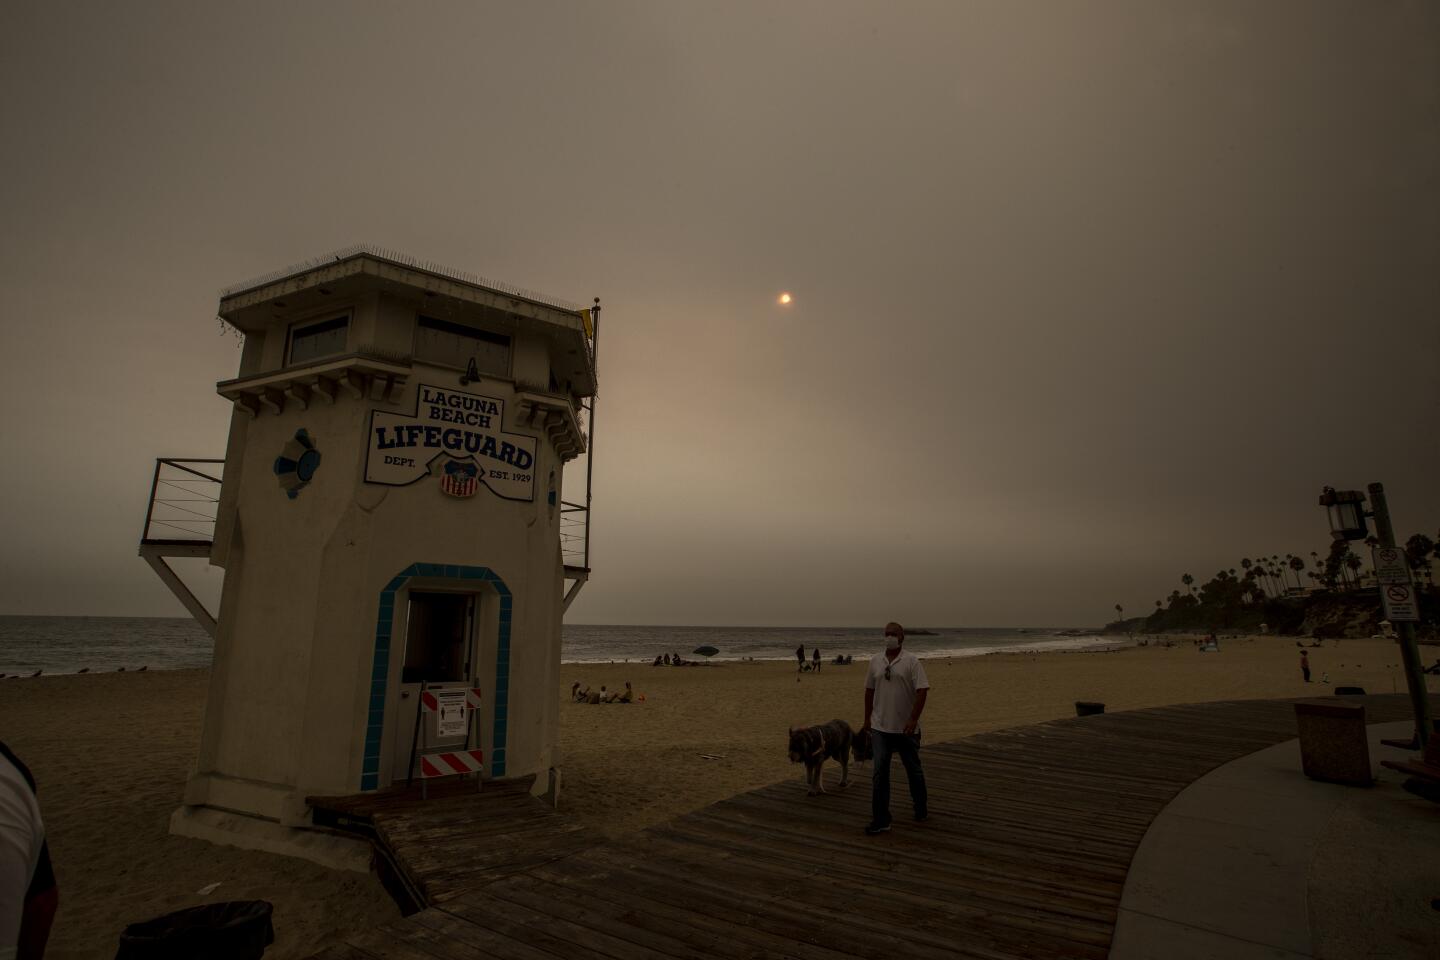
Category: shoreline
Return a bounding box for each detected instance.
[558,636,1130,665]
[2,637,1132,676]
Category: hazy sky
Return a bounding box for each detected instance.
[1,1,1435,627]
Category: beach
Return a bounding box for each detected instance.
[2,634,1427,959]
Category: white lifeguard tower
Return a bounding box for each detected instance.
[139,247,598,858]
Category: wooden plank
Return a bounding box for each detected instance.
[650,817,1125,916]
[307,945,384,960]
[408,907,571,960]
[507,868,798,960]
[475,874,728,960]
[629,828,1117,947]
[564,843,1099,960]
[444,888,681,960]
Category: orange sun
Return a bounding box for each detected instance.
[778,292,793,305]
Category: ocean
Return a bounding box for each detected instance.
[0,616,1116,676]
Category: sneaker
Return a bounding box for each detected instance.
[863,821,891,835]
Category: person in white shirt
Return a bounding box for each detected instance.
[0,743,57,960]
[862,622,929,835]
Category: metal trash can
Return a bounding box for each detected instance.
[116,900,274,960]
[1295,700,1371,786]
[1075,701,1105,717]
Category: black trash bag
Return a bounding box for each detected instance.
[116,900,274,960]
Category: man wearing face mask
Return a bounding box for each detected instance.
[862,622,929,835]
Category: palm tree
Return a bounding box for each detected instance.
[1181,574,1194,600]
[1345,552,1363,587]
[1114,603,1124,621]
[1289,555,1306,591]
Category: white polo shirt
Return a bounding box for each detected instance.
[0,754,46,960]
[865,649,930,735]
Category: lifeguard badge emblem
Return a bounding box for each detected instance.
[273,429,321,499]
[440,458,479,498]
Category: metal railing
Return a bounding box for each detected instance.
[141,459,224,543]
[560,500,589,571]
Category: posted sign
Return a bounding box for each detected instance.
[366,384,537,501]
[1371,546,1412,586]
[434,690,468,738]
[1381,583,1419,622]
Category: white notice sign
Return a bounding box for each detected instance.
[366,384,537,501]
[434,690,468,738]
[1371,546,1412,586]
[1381,583,1419,622]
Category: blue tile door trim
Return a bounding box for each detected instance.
[361,564,513,790]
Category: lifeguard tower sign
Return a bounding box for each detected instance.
[366,384,537,501]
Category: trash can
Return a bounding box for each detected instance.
[116,900,274,960]
[1294,700,1371,786]
[1075,701,1105,717]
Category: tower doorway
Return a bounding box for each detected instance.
[390,591,477,782]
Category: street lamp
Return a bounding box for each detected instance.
[1318,487,1369,541]
[1317,482,1430,749]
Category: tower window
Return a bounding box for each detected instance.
[416,316,510,376]
[288,315,349,365]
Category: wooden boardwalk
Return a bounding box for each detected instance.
[309,776,601,910]
[309,694,1430,960]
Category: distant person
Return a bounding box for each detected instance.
[1,742,58,960]
[812,648,821,673]
[795,643,806,672]
[618,682,634,704]
[663,653,671,665]
[862,622,929,836]
[1300,650,1311,683]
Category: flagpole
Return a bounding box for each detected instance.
[584,298,600,572]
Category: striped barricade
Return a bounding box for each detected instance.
[419,748,485,779]
[414,686,485,796]
[419,688,483,712]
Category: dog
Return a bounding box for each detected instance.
[788,719,856,795]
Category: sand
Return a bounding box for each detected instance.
[1,634,1427,958]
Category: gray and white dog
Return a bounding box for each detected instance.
[788,718,856,795]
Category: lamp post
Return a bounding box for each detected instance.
[1318,484,1431,748]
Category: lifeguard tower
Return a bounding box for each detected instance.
[138,246,598,859]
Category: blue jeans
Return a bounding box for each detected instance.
[871,731,927,826]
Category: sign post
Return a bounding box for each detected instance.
[1367,483,1431,749]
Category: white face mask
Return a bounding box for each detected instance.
[884,634,901,651]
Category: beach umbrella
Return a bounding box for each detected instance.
[692,645,720,658]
